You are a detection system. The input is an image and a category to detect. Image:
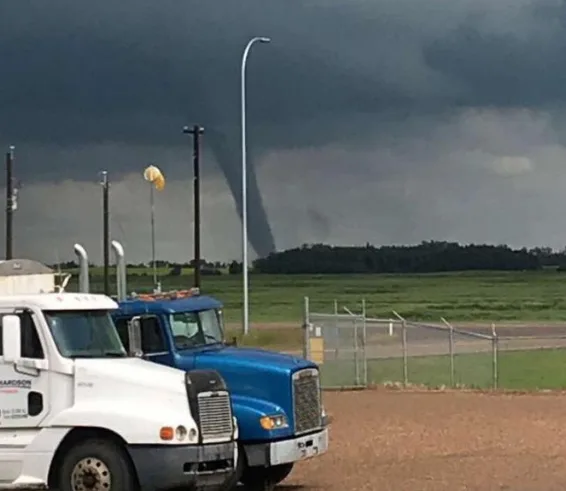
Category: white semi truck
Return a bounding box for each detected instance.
[0,259,238,490]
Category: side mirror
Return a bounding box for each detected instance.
[226,337,238,347]
[3,315,21,363]
[128,316,143,357]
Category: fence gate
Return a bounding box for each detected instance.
[303,296,367,389]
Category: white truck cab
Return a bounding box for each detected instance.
[0,291,238,491]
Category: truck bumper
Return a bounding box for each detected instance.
[245,427,329,467]
[127,441,237,491]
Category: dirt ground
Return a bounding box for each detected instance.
[282,389,566,491]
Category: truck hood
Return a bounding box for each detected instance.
[191,346,317,421]
[194,345,315,377]
[74,358,186,404]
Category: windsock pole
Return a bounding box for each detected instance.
[150,182,157,287]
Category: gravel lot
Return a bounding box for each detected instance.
[283,389,566,491]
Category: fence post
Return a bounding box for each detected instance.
[353,312,359,386]
[491,323,498,390]
[344,305,360,387]
[402,320,408,386]
[333,299,338,359]
[393,311,408,387]
[302,296,310,360]
[441,317,455,388]
[362,298,368,386]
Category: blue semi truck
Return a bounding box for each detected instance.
[73,243,329,490]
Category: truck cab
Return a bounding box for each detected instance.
[112,291,329,489]
[0,259,238,491]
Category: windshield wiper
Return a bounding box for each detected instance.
[71,351,127,359]
[102,351,128,358]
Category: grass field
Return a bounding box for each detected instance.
[321,348,566,390]
[62,267,566,391]
[66,269,566,324]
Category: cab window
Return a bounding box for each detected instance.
[0,311,44,359]
[115,316,166,354]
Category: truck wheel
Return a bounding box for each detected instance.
[241,463,294,490]
[58,438,136,491]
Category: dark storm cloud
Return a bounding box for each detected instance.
[3,0,566,257]
[4,0,566,146]
[423,1,566,109]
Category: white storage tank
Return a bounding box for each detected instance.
[0,259,55,295]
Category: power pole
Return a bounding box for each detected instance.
[5,146,14,260]
[100,171,110,295]
[183,125,204,290]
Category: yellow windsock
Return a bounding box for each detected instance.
[153,174,165,191]
[143,165,165,191]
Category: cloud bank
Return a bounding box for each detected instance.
[1,0,566,262]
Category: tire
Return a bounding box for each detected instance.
[58,438,136,491]
[241,463,294,491]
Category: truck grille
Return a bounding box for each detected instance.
[292,368,322,435]
[197,391,233,443]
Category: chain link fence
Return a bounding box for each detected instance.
[303,296,566,390]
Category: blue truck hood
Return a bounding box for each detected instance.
[188,345,317,434]
[192,345,315,392]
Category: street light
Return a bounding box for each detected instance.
[241,36,270,336]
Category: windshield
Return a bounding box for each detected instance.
[44,310,127,359]
[170,309,224,349]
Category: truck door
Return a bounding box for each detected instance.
[0,310,51,482]
[115,315,173,367]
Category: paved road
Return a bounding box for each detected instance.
[404,322,566,342]
[310,320,566,360]
[339,320,566,341]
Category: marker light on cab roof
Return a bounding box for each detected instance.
[133,288,200,302]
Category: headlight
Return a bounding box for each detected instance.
[260,414,288,430]
[188,428,198,443]
[160,425,196,442]
[176,425,188,441]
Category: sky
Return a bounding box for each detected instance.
[2,0,566,264]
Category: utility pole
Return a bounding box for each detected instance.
[100,171,110,296]
[5,146,14,260]
[183,125,204,290]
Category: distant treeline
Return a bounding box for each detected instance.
[252,242,565,274]
[55,242,566,275]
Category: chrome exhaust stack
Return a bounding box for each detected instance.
[73,243,90,293]
[111,240,127,302]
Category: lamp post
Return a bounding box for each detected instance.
[183,125,204,290]
[241,36,270,336]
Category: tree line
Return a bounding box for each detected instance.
[54,242,566,275]
[251,242,565,274]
